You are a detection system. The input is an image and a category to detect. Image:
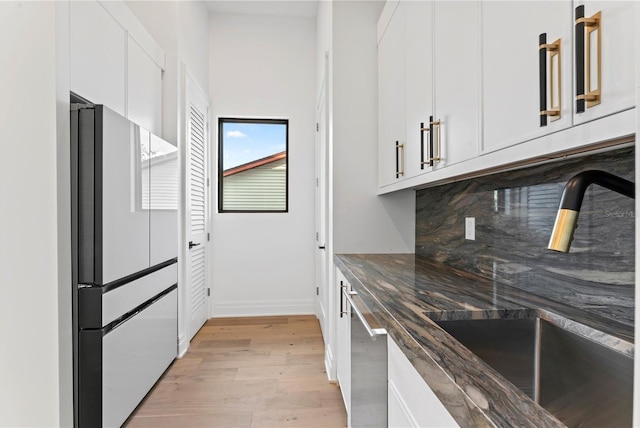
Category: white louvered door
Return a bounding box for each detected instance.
[186,74,209,340]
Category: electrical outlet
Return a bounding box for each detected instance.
[465,217,475,240]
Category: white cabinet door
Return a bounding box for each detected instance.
[433,1,481,167]
[70,1,126,116]
[388,336,458,428]
[404,0,434,178]
[378,1,407,188]
[127,35,162,135]
[482,1,573,154]
[336,269,351,422]
[573,1,636,125]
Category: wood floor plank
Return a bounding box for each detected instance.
[126,411,253,428]
[250,406,348,428]
[124,315,346,427]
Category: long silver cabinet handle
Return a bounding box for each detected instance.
[343,290,387,339]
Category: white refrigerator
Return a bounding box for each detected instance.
[71,103,178,427]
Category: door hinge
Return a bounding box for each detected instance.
[207,233,210,241]
[316,286,319,296]
[316,123,319,132]
[207,288,210,297]
[207,178,210,187]
[316,232,319,241]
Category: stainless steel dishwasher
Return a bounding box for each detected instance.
[343,289,388,427]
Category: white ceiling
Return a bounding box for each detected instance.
[205,0,319,18]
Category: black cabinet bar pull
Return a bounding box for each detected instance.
[339,281,343,317]
[395,140,399,178]
[539,33,548,127]
[539,33,561,126]
[575,7,601,111]
[428,116,434,167]
[420,122,425,170]
[575,5,585,113]
[394,141,404,178]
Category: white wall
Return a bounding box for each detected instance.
[209,13,317,316]
[332,1,415,254]
[0,2,71,425]
[316,0,416,381]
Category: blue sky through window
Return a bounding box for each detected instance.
[222,122,287,170]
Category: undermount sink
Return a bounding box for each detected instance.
[434,312,633,428]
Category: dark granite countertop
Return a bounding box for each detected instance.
[335,253,634,428]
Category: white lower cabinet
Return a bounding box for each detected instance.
[336,269,351,423]
[388,336,459,428]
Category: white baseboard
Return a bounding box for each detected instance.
[318,300,327,337]
[177,334,189,358]
[325,344,336,382]
[211,299,315,318]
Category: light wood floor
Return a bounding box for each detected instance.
[124,315,347,427]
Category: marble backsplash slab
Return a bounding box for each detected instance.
[416,146,635,326]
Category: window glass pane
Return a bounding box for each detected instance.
[219,118,288,212]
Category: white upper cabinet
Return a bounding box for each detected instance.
[433,1,481,167]
[403,0,434,179]
[71,1,127,116]
[378,1,407,188]
[573,1,636,125]
[378,0,636,194]
[128,35,162,135]
[378,0,482,190]
[482,1,573,154]
[71,1,165,134]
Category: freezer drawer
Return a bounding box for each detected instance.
[78,260,177,329]
[102,263,177,327]
[103,288,177,427]
[78,287,177,427]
